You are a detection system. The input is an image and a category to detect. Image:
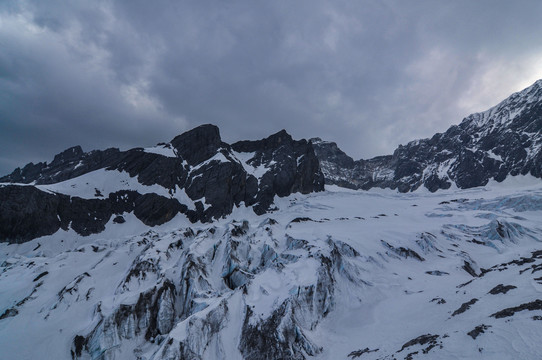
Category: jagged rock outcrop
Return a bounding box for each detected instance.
[312,79,542,192]
[3,146,124,185]
[232,130,324,214]
[0,125,324,242]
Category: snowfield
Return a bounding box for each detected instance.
[1,176,542,359]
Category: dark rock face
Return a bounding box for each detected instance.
[112,215,125,224]
[451,298,478,317]
[0,186,187,243]
[1,147,123,185]
[0,125,324,242]
[111,150,187,189]
[347,347,379,359]
[132,193,185,226]
[0,307,18,320]
[398,334,441,354]
[488,284,517,295]
[463,260,479,277]
[184,159,251,221]
[232,130,325,214]
[467,324,491,339]
[171,124,224,166]
[381,240,425,261]
[0,185,63,242]
[491,299,542,318]
[312,79,542,192]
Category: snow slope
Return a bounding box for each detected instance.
[1,177,542,359]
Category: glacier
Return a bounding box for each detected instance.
[1,176,542,359]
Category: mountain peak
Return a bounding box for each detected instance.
[462,78,542,129]
[231,129,295,153]
[264,129,294,146]
[51,145,84,165]
[170,124,223,165]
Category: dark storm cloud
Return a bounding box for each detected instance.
[2,0,542,175]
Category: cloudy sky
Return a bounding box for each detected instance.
[2,0,542,175]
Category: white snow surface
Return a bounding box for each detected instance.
[143,144,177,158]
[29,168,198,210]
[1,177,542,359]
[35,168,172,199]
[232,151,275,180]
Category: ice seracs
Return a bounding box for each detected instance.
[1,177,542,359]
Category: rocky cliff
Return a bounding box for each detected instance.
[0,125,324,243]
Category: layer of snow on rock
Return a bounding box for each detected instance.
[232,151,273,179]
[34,168,197,210]
[143,144,177,157]
[486,150,502,162]
[190,151,230,171]
[36,168,173,199]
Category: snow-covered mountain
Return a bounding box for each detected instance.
[312,79,542,192]
[1,80,542,360]
[0,125,323,243]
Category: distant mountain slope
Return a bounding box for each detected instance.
[313,79,542,192]
[0,125,324,243]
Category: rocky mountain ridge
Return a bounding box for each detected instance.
[1,79,542,244]
[0,125,324,243]
[312,79,542,192]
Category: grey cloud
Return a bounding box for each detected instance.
[2,0,542,175]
